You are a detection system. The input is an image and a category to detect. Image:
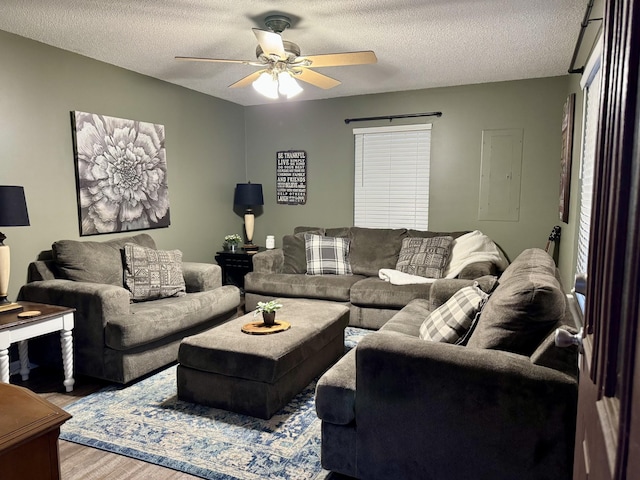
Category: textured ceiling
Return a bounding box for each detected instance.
[0,0,586,106]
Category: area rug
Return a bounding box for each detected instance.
[60,327,369,479]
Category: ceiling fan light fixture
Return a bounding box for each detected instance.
[178,15,377,99]
[252,72,278,99]
[278,71,303,98]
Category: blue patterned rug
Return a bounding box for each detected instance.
[60,327,369,479]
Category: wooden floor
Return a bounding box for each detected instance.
[18,367,350,480]
[14,366,199,480]
[12,299,250,479]
[13,303,351,480]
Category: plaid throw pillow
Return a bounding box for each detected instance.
[419,284,489,343]
[396,236,453,279]
[304,234,352,275]
[123,243,186,301]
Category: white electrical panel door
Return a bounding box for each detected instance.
[478,128,523,221]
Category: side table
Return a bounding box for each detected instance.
[0,383,72,480]
[0,301,75,392]
[215,247,265,291]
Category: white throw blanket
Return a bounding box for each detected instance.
[443,230,509,278]
[378,268,437,285]
[379,230,509,285]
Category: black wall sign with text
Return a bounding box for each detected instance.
[276,150,307,205]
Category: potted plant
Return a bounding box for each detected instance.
[224,234,243,252]
[254,300,283,326]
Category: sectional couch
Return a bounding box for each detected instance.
[315,248,580,480]
[18,234,241,384]
[244,226,508,329]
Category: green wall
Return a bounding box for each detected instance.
[1,30,246,300]
[2,27,583,299]
[244,77,570,264]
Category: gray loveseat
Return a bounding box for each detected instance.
[19,234,241,384]
[245,226,506,329]
[315,248,579,480]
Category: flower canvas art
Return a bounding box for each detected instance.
[71,111,171,235]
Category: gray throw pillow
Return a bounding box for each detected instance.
[407,230,469,240]
[348,227,407,276]
[304,234,352,275]
[293,226,327,235]
[396,236,453,278]
[123,243,186,301]
[282,229,324,274]
[53,233,156,286]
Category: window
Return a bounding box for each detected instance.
[574,36,602,311]
[353,124,431,229]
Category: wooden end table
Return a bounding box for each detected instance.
[215,247,265,290]
[0,302,75,392]
[0,383,72,480]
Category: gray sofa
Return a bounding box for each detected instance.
[245,226,505,329]
[18,234,241,384]
[315,248,579,480]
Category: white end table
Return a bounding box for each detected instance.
[0,302,75,392]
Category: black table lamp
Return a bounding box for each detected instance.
[234,183,263,252]
[0,186,30,313]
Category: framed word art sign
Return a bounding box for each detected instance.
[276,150,307,205]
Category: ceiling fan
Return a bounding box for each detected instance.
[175,15,377,99]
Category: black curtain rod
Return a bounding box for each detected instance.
[344,112,442,124]
[568,0,603,74]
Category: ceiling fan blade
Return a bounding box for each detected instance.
[228,70,265,89]
[300,51,377,68]
[253,28,286,59]
[295,69,341,89]
[175,56,254,65]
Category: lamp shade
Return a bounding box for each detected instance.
[0,186,30,227]
[234,183,264,207]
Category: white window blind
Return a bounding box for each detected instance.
[576,38,602,277]
[353,124,431,229]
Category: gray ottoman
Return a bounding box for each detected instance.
[177,299,350,419]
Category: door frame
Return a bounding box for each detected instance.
[578,0,640,478]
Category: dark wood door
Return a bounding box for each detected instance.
[573,1,640,478]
